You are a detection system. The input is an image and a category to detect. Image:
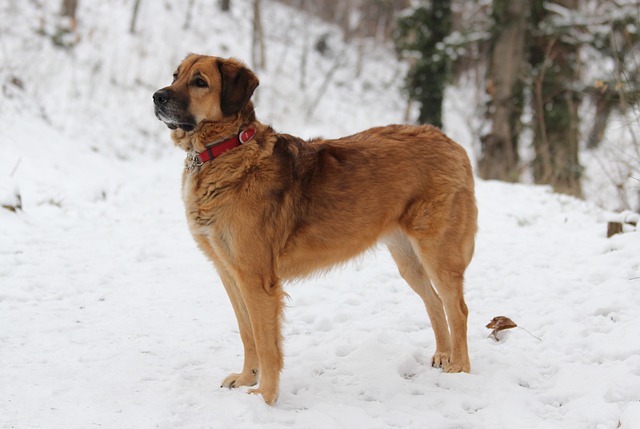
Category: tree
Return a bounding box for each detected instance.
[53,0,79,48]
[184,0,196,30]
[220,0,231,11]
[252,0,266,69]
[393,0,638,202]
[585,4,640,149]
[581,1,640,210]
[130,0,142,34]
[396,0,452,127]
[479,0,528,182]
[60,0,78,27]
[529,0,582,197]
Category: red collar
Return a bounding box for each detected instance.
[196,128,257,165]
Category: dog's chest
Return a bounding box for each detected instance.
[181,171,230,232]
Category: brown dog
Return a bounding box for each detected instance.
[153,54,477,404]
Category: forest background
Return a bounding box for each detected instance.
[11,0,640,212]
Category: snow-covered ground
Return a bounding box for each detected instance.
[3,111,640,429]
[2,1,640,428]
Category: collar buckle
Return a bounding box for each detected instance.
[186,152,204,171]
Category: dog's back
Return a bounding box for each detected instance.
[275,124,476,281]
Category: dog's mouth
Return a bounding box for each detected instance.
[155,107,196,132]
[165,121,195,132]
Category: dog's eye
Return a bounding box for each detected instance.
[172,73,178,83]
[193,78,208,88]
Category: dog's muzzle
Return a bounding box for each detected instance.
[153,89,196,131]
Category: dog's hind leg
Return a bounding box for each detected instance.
[404,191,475,373]
[416,244,470,373]
[386,232,452,369]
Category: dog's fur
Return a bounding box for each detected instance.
[154,54,477,404]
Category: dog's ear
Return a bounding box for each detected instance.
[217,58,259,115]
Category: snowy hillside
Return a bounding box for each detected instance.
[1,0,410,211]
[0,0,409,153]
[2,1,640,428]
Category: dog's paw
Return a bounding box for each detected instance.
[248,387,279,405]
[221,370,258,388]
[443,361,470,373]
[431,352,450,369]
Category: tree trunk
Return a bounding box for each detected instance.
[405,0,452,128]
[60,0,78,19]
[479,0,528,182]
[220,0,230,12]
[130,0,142,34]
[341,0,353,41]
[300,0,309,89]
[252,0,266,69]
[184,0,196,30]
[53,0,78,47]
[530,0,582,197]
[60,0,78,31]
[587,87,614,149]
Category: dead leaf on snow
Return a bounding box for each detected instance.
[486,316,517,341]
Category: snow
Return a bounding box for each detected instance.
[2,1,640,428]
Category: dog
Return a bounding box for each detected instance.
[153,54,477,404]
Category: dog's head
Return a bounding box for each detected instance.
[153,54,259,132]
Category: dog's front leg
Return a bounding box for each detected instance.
[218,267,261,389]
[238,273,285,405]
[193,236,260,388]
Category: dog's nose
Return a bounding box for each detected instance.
[153,89,169,105]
